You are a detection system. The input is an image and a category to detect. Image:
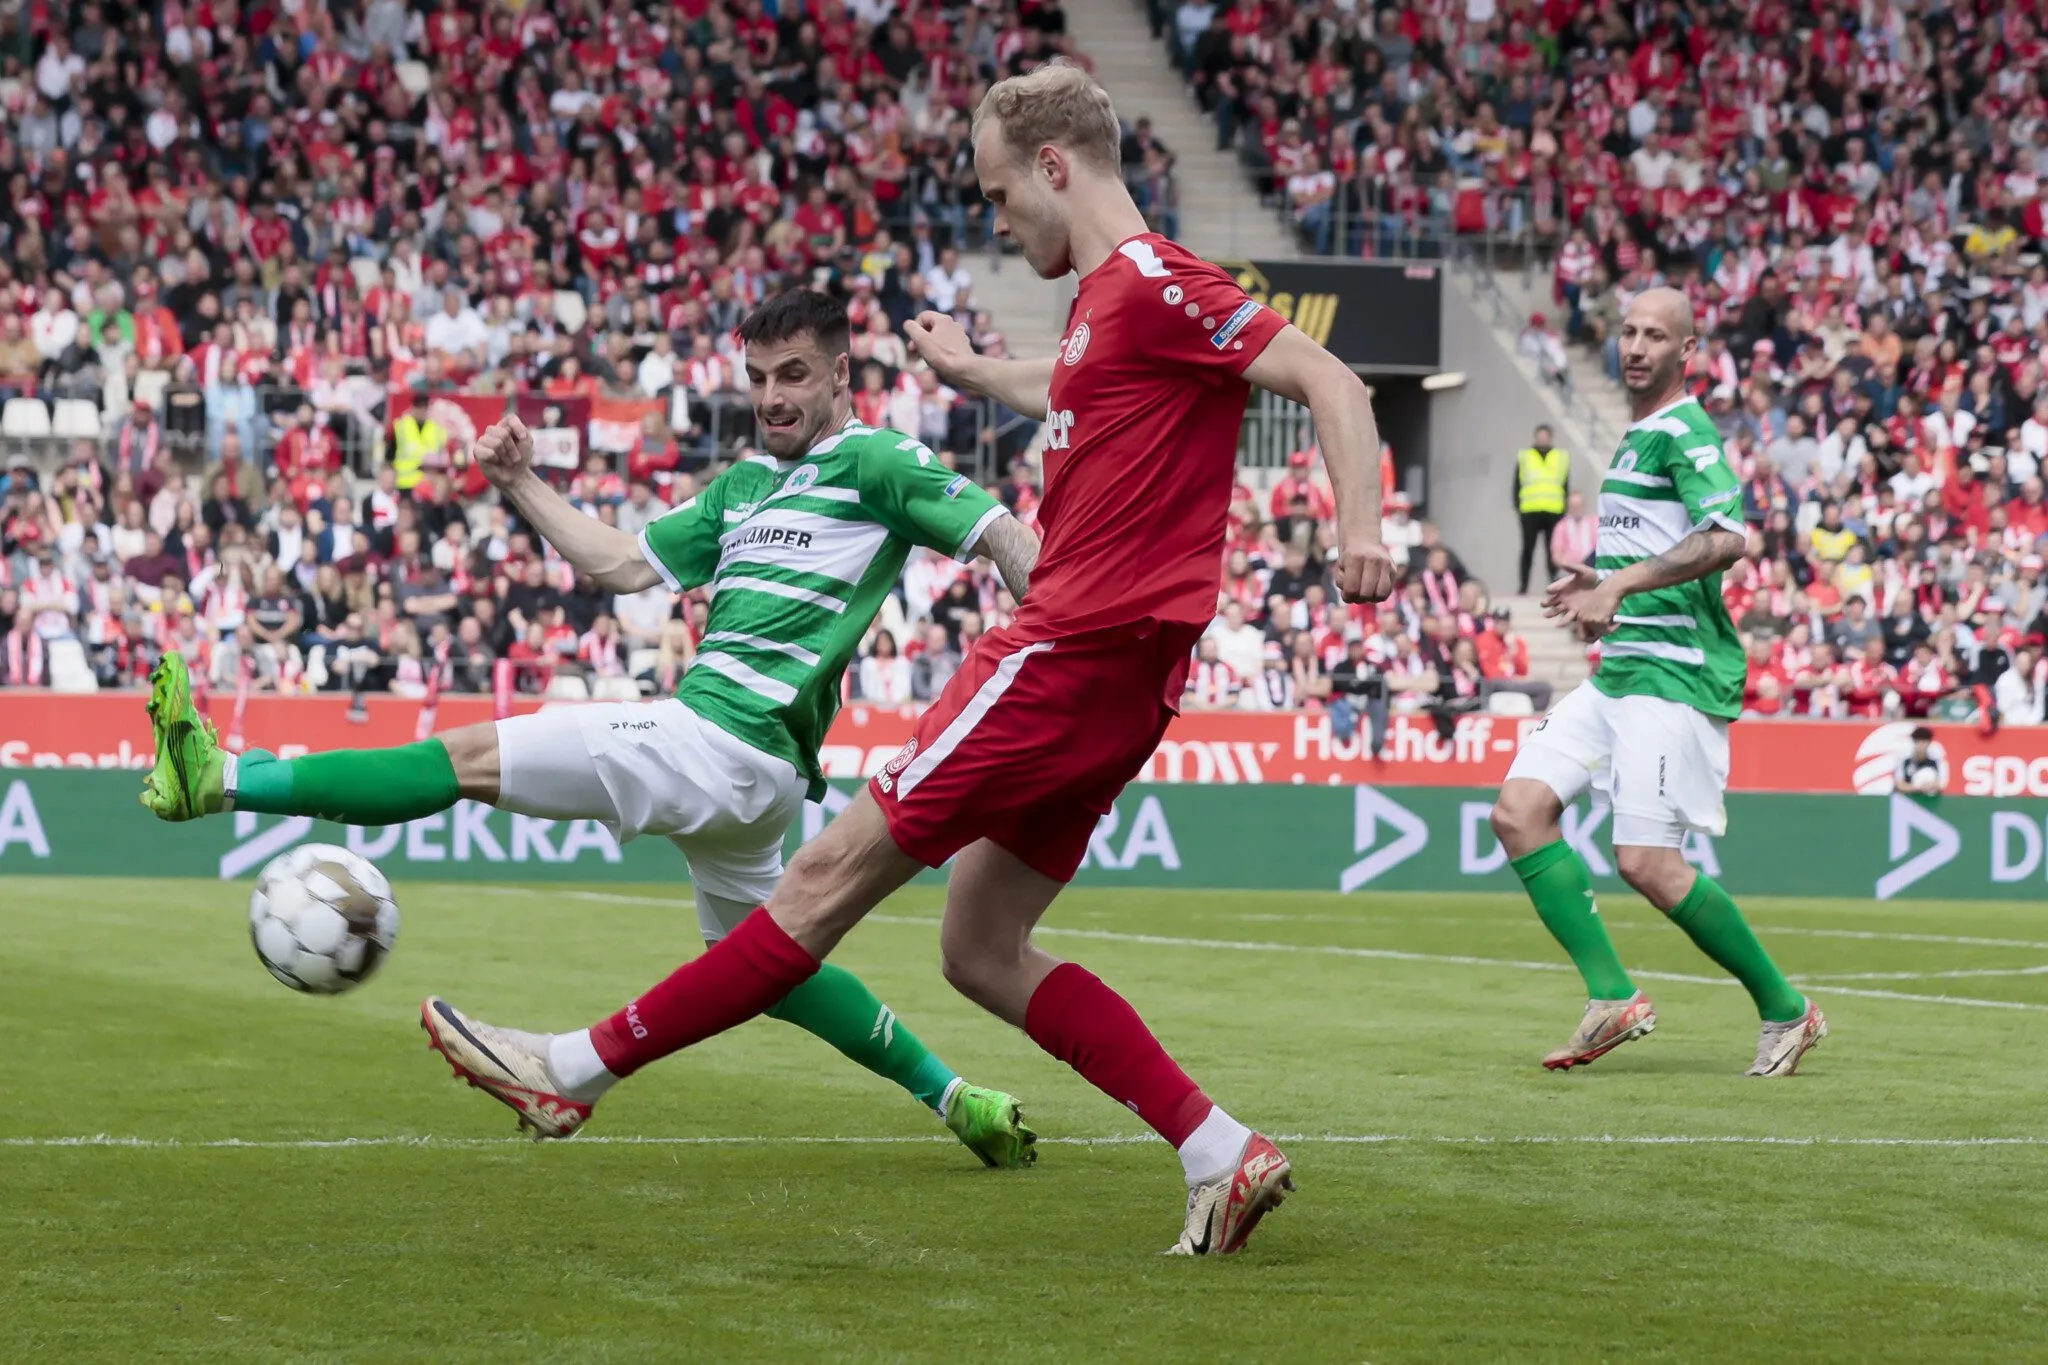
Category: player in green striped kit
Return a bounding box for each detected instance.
[140,289,1045,1159]
[1489,287,1827,1077]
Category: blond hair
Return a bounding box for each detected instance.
[972,59,1121,171]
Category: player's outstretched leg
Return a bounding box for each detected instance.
[1615,846,1826,1077]
[762,963,1037,1168]
[938,840,1291,1256]
[1492,779,1656,1070]
[426,792,926,1136]
[140,651,469,826]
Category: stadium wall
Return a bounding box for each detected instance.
[4,772,2038,903]
[1429,284,1570,593]
[2,695,2029,797]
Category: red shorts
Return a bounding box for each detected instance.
[872,621,1202,882]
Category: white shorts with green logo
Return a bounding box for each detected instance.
[1505,684,1729,849]
[494,698,805,918]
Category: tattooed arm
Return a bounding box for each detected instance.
[968,513,1040,602]
[1545,527,1746,640]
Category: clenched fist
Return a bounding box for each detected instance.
[904,310,977,386]
[1334,536,1398,604]
[472,415,534,491]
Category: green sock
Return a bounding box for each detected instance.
[1513,839,1635,1000]
[1666,875,1806,1023]
[766,964,959,1115]
[232,742,462,825]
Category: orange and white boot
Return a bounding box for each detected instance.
[421,996,593,1139]
[1542,991,1657,1071]
[1166,1132,1294,1256]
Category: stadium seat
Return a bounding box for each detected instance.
[395,60,431,97]
[130,370,171,413]
[592,676,640,701]
[545,673,591,701]
[303,645,329,691]
[1486,691,1535,717]
[46,639,97,693]
[52,399,105,442]
[626,648,660,679]
[347,256,382,293]
[1,396,51,441]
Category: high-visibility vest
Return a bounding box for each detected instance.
[1516,446,1569,515]
[392,414,446,491]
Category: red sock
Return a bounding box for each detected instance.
[1023,962,1212,1147]
[589,908,820,1077]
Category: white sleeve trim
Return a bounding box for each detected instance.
[953,503,1009,564]
[637,525,683,592]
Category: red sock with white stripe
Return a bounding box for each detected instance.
[1023,962,1252,1184]
[583,908,821,1078]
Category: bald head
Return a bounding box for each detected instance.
[1618,286,1699,407]
[1627,286,1696,340]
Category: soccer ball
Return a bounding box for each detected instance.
[1911,766,1943,796]
[248,844,401,994]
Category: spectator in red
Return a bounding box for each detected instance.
[1944,459,1996,544]
[1269,448,1334,523]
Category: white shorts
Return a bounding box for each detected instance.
[1504,685,1729,849]
[494,698,806,914]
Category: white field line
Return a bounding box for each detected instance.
[6,1133,2048,1151]
[457,889,2048,953]
[1797,965,2048,983]
[444,893,2048,1010]
[867,916,2048,1012]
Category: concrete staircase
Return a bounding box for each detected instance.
[1496,592,1592,691]
[1484,267,1635,464]
[1067,3,1301,262]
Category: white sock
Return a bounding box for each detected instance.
[935,1075,965,1122]
[1176,1105,1254,1186]
[546,1029,618,1103]
[221,752,240,810]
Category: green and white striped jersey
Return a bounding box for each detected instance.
[638,417,1007,797]
[1591,396,1746,720]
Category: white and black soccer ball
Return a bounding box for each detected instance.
[248,844,400,994]
[1911,765,1944,796]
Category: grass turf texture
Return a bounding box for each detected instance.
[6,876,2048,1362]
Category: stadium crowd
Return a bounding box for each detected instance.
[0,0,1524,736]
[0,0,1077,693]
[1151,0,2048,725]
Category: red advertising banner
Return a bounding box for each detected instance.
[4,693,2042,797]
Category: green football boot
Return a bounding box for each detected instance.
[140,652,227,821]
[944,1085,1037,1169]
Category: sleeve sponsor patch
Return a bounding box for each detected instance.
[1699,487,1740,508]
[943,474,968,498]
[1211,300,1263,349]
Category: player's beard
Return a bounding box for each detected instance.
[757,403,831,460]
[1621,356,1674,395]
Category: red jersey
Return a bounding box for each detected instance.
[1023,235,1286,639]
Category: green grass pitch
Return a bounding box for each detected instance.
[6,875,2048,1362]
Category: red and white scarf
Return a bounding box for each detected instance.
[4,630,46,685]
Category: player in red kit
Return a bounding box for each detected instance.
[421,61,1397,1256]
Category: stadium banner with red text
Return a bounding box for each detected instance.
[3,694,2038,798]
[3,772,2042,903]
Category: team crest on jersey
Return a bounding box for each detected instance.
[875,738,919,794]
[778,464,820,498]
[1062,323,1091,366]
